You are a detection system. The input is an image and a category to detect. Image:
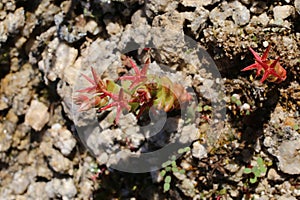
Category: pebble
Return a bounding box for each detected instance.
[25,100,50,131]
[106,22,123,35]
[240,103,250,111]
[10,167,37,195]
[267,168,283,181]
[278,194,297,200]
[45,178,77,199]
[40,141,73,175]
[0,121,14,152]
[50,123,76,156]
[192,141,207,159]
[10,171,30,194]
[263,41,269,48]
[273,5,295,21]
[179,178,196,197]
[277,139,300,175]
[6,7,25,34]
[224,163,240,173]
[209,1,250,26]
[296,0,300,14]
[232,1,250,26]
[26,182,48,199]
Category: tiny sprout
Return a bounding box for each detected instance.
[243,157,267,184]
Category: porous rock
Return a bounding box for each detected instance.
[25,100,49,131]
[277,139,300,175]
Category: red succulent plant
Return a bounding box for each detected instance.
[241,45,286,83]
[74,54,192,124]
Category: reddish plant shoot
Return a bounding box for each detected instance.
[74,55,192,124]
[241,45,286,83]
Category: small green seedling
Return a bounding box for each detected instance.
[230,95,242,107]
[243,157,267,184]
[160,147,191,192]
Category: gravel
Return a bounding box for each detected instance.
[0,0,299,199]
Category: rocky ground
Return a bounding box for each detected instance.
[0,0,299,199]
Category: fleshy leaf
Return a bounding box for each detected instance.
[243,168,252,174]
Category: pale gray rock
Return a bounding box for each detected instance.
[119,113,143,149]
[25,100,50,131]
[231,1,250,26]
[146,0,178,14]
[22,12,37,37]
[26,182,48,200]
[12,87,33,116]
[50,123,76,156]
[0,20,8,43]
[35,0,60,26]
[273,5,295,21]
[48,149,73,174]
[188,7,209,37]
[45,178,77,199]
[0,122,14,152]
[278,194,297,200]
[38,39,78,82]
[224,163,240,173]
[4,0,16,11]
[40,141,73,175]
[6,7,25,34]
[0,63,38,114]
[178,178,196,197]
[106,22,123,35]
[192,141,207,159]
[182,0,220,7]
[210,1,250,27]
[267,168,283,181]
[277,139,300,174]
[10,167,37,195]
[296,0,300,14]
[85,20,101,35]
[256,13,270,26]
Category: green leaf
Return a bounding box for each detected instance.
[171,161,177,167]
[164,175,171,183]
[162,160,171,168]
[184,147,191,152]
[231,96,237,103]
[252,166,261,177]
[164,93,175,111]
[243,168,252,174]
[128,102,140,112]
[160,170,166,177]
[106,80,120,94]
[236,100,242,106]
[261,166,267,174]
[165,166,171,172]
[172,167,178,172]
[178,148,184,154]
[257,157,264,166]
[203,105,211,111]
[171,155,176,161]
[197,106,203,112]
[163,183,170,192]
[250,176,257,184]
[120,80,131,91]
[179,169,185,174]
